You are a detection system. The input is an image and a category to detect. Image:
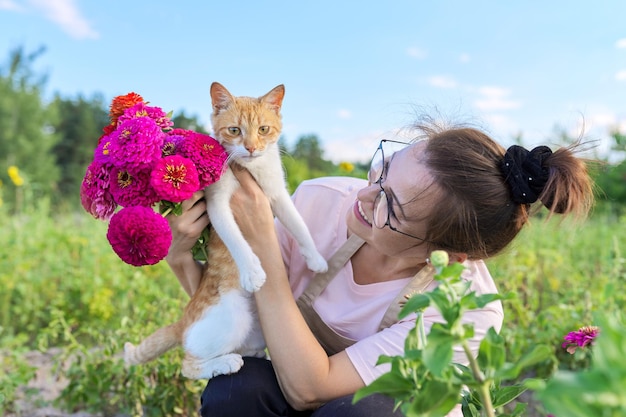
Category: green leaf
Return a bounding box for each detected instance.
[477,327,505,372]
[436,263,466,280]
[508,402,528,417]
[423,325,454,376]
[399,293,431,318]
[353,372,414,404]
[491,384,527,408]
[406,379,461,417]
[496,344,553,380]
[460,293,503,310]
[461,401,480,417]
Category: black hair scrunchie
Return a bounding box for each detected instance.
[501,145,552,204]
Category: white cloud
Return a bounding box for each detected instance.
[29,0,99,39]
[337,109,352,119]
[483,114,518,135]
[459,53,471,63]
[616,38,626,49]
[0,0,21,11]
[406,46,427,59]
[474,86,521,111]
[615,70,626,81]
[428,75,457,89]
[588,112,616,128]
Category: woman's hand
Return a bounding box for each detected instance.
[230,165,276,247]
[165,190,209,296]
[166,191,209,257]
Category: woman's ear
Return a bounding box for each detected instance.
[449,252,468,264]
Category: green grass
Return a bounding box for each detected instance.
[1,198,624,416]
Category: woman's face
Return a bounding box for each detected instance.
[346,140,441,259]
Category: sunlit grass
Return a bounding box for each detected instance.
[0,197,624,415]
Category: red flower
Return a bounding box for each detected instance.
[150,155,199,202]
[109,92,144,125]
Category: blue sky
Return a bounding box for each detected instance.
[1,0,625,163]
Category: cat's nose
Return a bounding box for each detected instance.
[245,145,256,154]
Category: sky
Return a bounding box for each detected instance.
[1,0,626,163]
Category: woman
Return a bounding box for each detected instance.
[165,121,594,417]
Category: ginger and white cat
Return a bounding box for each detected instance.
[123,82,328,379]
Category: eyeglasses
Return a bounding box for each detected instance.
[367,139,430,242]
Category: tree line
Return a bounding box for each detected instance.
[1,46,624,213]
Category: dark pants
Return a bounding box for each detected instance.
[199,357,403,417]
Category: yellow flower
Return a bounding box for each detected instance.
[339,161,354,173]
[7,166,24,187]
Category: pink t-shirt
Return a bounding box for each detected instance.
[276,177,504,414]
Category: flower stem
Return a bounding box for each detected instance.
[462,341,495,417]
[161,207,173,217]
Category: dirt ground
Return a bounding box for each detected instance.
[7,349,98,417]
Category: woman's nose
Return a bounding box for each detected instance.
[357,183,379,202]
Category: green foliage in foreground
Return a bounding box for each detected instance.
[354,253,551,417]
[529,311,626,417]
[0,199,625,415]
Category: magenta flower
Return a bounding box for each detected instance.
[562,325,599,354]
[106,206,172,266]
[178,132,228,188]
[162,133,184,157]
[109,167,160,207]
[117,102,174,131]
[108,117,165,173]
[150,155,200,202]
[94,134,113,165]
[80,160,117,220]
[168,128,194,138]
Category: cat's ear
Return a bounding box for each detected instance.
[210,82,235,113]
[260,84,285,113]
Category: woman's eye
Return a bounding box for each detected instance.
[259,126,270,135]
[387,194,400,221]
[228,127,241,135]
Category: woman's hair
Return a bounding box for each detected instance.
[411,120,595,259]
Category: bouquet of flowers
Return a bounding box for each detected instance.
[80,92,228,266]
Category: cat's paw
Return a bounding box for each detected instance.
[240,257,266,292]
[182,354,244,379]
[208,353,244,377]
[302,249,328,273]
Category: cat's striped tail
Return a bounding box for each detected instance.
[124,322,183,365]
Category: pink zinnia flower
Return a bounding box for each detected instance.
[108,117,165,173]
[106,206,172,266]
[178,132,228,188]
[94,134,113,165]
[109,167,160,207]
[80,160,117,220]
[118,102,173,131]
[150,155,200,203]
[168,128,194,138]
[162,133,184,157]
[562,325,599,354]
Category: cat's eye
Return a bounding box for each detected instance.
[258,126,270,135]
[228,127,241,135]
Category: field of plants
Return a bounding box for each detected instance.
[0,192,625,416]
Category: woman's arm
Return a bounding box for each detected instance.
[165,191,209,297]
[230,166,365,410]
